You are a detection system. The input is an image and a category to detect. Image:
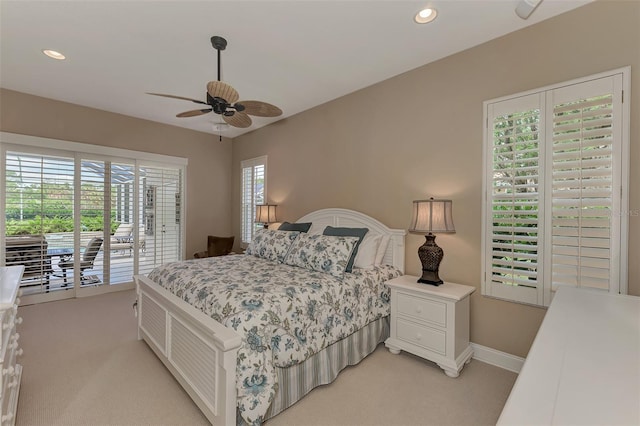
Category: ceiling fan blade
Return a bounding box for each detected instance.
[176,109,213,118]
[236,100,283,117]
[146,93,208,105]
[207,81,240,104]
[223,112,252,128]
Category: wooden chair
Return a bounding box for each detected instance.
[193,236,235,259]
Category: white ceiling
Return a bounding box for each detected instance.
[0,0,592,139]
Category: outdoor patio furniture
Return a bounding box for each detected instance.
[58,237,103,285]
[110,223,146,256]
[5,235,52,286]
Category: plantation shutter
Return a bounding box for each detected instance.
[104,161,136,285]
[485,94,545,305]
[241,156,266,245]
[4,151,75,293]
[483,70,627,307]
[79,159,107,286]
[138,164,183,275]
[546,75,622,298]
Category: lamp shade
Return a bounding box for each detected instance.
[255,204,278,224]
[409,198,455,234]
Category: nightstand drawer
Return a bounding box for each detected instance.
[396,291,446,327]
[396,317,446,355]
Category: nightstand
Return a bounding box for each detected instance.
[385,275,475,378]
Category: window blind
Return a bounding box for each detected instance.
[549,83,617,293]
[241,156,266,245]
[4,152,75,293]
[138,165,183,276]
[486,94,544,305]
[483,70,627,306]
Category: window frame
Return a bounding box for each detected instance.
[240,155,267,247]
[481,67,630,307]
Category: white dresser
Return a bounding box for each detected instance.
[385,275,475,378]
[498,286,640,425]
[0,266,24,426]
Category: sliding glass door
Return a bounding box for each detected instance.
[138,165,182,275]
[1,141,185,304]
[4,150,76,299]
[106,161,136,286]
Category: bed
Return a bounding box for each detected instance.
[134,208,406,425]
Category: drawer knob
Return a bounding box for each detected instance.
[16,348,24,357]
[416,307,422,314]
[15,317,23,325]
[3,366,15,376]
[416,333,422,341]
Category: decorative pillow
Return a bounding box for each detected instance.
[322,226,369,273]
[245,229,301,263]
[278,221,312,233]
[374,235,390,265]
[354,233,382,270]
[284,233,359,278]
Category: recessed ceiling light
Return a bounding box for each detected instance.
[415,8,437,24]
[42,49,66,60]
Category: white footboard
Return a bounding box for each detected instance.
[135,275,242,426]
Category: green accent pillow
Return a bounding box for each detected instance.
[322,226,369,272]
[278,222,312,233]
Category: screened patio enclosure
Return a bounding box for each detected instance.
[2,147,184,304]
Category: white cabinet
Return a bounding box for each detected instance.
[385,275,475,378]
[0,266,24,426]
[498,287,640,425]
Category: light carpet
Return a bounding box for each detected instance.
[15,290,516,425]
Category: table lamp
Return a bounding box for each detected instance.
[255,204,278,229]
[409,198,455,285]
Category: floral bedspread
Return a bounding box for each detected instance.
[147,254,400,425]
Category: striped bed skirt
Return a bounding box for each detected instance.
[250,315,390,423]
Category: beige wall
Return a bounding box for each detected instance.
[0,88,233,258]
[232,0,640,358]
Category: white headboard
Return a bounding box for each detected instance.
[297,208,406,273]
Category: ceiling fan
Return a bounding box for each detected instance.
[148,35,282,131]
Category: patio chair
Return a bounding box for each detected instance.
[58,237,103,285]
[111,223,133,255]
[5,235,53,287]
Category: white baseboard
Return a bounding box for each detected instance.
[470,343,525,373]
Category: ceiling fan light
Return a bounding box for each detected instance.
[212,122,230,132]
[415,8,437,24]
[42,49,66,60]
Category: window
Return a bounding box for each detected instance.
[482,68,629,307]
[1,132,186,304]
[241,156,266,245]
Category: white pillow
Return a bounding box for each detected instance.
[374,235,390,266]
[354,233,382,269]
